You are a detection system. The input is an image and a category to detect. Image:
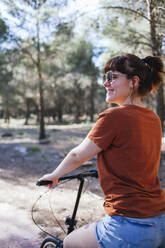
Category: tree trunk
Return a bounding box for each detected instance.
[57,105,63,123]
[73,80,82,123]
[4,105,10,123]
[149,0,165,130]
[156,84,165,129]
[36,9,46,140]
[38,72,46,139]
[75,105,81,123]
[24,98,30,125]
[89,80,97,122]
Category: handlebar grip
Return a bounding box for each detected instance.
[36,180,53,186]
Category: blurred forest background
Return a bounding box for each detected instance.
[0,1,165,246]
[0,0,165,139]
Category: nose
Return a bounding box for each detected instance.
[103,80,112,87]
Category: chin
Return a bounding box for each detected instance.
[106,96,115,103]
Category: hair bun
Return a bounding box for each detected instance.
[141,56,164,89]
[141,56,164,72]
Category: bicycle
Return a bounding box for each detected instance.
[35,169,98,248]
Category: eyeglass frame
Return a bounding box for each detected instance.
[103,71,128,84]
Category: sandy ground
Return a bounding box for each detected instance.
[0,119,165,247]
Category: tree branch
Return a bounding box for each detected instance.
[133,41,152,48]
[22,48,37,66]
[100,6,150,22]
[72,5,150,23]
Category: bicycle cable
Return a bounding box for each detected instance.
[31,177,93,237]
[31,180,71,237]
[48,178,89,232]
[48,189,66,234]
[31,188,55,238]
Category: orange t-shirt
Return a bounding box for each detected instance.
[88,105,165,218]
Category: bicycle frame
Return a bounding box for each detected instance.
[39,169,98,248]
[64,176,86,234]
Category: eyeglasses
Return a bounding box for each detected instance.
[103,71,126,84]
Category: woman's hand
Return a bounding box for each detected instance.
[38,173,59,189]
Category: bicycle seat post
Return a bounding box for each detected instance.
[66,177,84,234]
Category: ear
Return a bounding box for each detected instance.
[129,75,140,89]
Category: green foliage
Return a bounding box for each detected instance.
[0,51,16,110]
[71,136,78,141]
[28,146,41,152]
[25,0,47,9]
[17,131,24,135]
[6,0,165,125]
[66,40,97,75]
[0,18,8,43]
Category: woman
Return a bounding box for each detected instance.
[39,54,165,248]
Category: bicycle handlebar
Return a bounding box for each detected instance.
[59,169,98,181]
[36,170,98,186]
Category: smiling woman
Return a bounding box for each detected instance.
[38,53,165,248]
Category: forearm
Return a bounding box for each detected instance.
[51,148,86,179]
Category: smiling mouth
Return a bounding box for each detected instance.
[107,89,114,94]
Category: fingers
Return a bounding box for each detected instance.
[37,173,59,188]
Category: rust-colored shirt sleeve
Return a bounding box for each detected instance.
[88,110,118,150]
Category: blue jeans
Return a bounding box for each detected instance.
[96,213,165,248]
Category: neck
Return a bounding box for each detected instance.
[122,96,145,107]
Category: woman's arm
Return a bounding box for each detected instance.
[38,137,102,187]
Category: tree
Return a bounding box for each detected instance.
[0,18,8,44]
[147,0,165,129]
[0,18,15,122]
[66,40,99,122]
[12,57,40,124]
[1,0,72,138]
[0,50,18,122]
[43,38,99,123]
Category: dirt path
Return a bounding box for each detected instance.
[0,177,103,248]
[0,180,41,247]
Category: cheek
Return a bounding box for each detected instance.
[120,81,130,92]
[115,83,131,97]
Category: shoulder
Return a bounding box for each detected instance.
[98,106,126,120]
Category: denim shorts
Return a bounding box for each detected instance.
[96,213,165,248]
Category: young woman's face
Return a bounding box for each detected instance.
[103,71,132,105]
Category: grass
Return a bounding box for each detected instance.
[17,131,24,135]
[28,146,41,152]
[71,136,78,141]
